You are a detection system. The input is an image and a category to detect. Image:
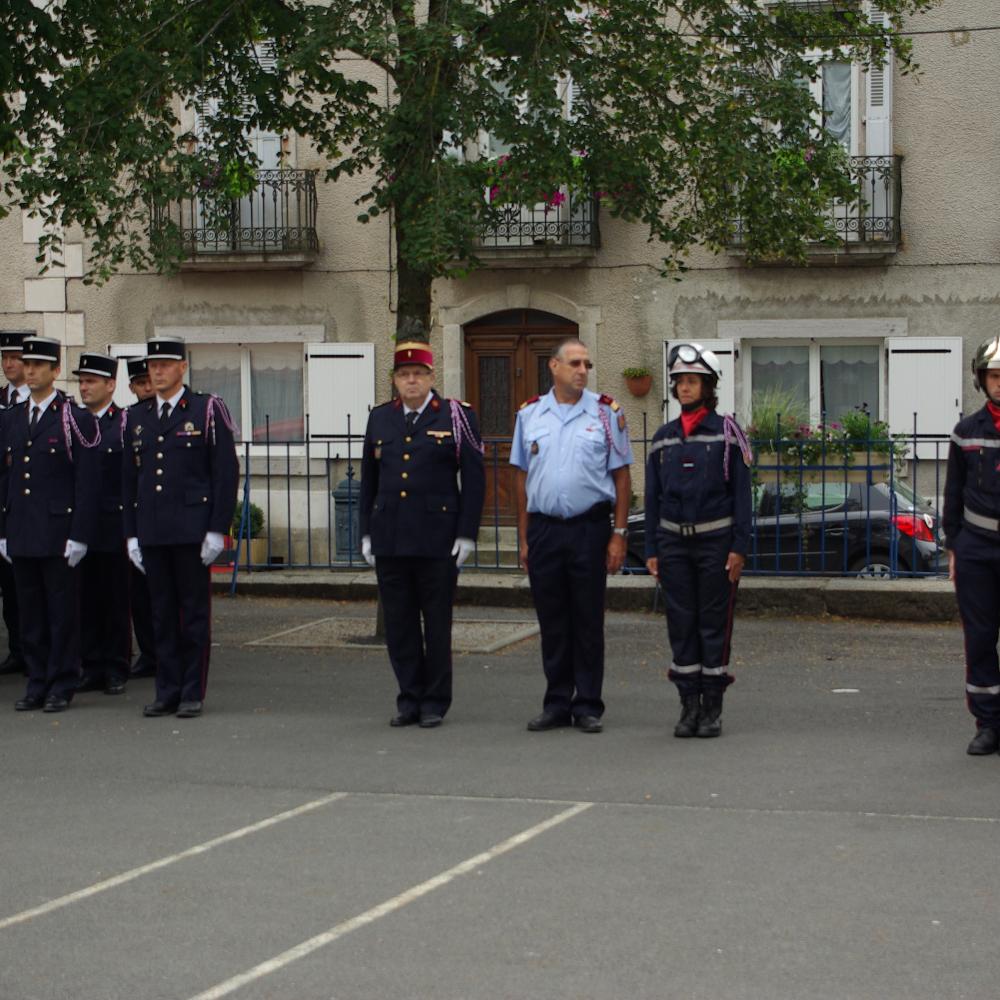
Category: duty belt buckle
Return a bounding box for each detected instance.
[679,522,697,537]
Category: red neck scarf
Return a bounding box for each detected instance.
[987,400,1000,433]
[680,405,709,438]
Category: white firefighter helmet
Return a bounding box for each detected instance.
[668,342,722,382]
[972,335,1000,392]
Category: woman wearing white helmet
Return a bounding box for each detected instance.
[643,343,753,738]
[942,335,1000,755]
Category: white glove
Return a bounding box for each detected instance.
[451,537,475,568]
[361,535,375,568]
[0,539,10,565]
[127,537,145,575]
[65,539,87,568]
[200,531,225,566]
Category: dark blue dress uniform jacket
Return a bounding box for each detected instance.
[122,389,239,546]
[942,405,1000,548]
[360,392,486,558]
[643,409,753,557]
[0,394,101,557]
[91,404,127,553]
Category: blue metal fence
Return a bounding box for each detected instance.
[226,412,951,584]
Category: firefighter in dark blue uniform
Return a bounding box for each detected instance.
[0,337,100,712]
[510,338,633,735]
[360,341,485,728]
[125,357,157,679]
[0,330,29,678]
[122,336,239,719]
[74,353,131,696]
[644,343,752,739]
[943,335,1000,756]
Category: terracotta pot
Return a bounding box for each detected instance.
[624,374,652,397]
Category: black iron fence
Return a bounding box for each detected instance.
[225,412,951,585]
[730,155,902,249]
[478,191,600,250]
[152,168,319,256]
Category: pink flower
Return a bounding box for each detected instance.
[545,190,567,207]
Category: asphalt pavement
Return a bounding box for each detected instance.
[0,596,996,1000]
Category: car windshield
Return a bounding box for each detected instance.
[756,482,851,516]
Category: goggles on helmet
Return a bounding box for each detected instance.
[668,342,722,381]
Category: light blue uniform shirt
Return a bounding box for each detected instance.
[510,388,634,518]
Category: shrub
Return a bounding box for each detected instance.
[232,500,265,539]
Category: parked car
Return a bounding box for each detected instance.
[626,480,945,577]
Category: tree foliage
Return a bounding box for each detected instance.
[1,0,933,335]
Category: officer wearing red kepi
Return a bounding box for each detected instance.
[0,336,101,713]
[644,343,753,739]
[0,330,29,678]
[943,335,1000,756]
[359,341,485,728]
[73,352,131,696]
[125,357,157,679]
[122,336,238,719]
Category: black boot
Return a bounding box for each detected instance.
[966,727,1000,756]
[673,694,701,738]
[696,692,723,738]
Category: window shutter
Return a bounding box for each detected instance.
[662,339,736,422]
[105,343,149,411]
[864,3,893,155]
[886,338,962,459]
[305,343,375,441]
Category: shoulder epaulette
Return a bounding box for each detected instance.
[519,396,540,410]
[460,400,472,408]
[598,393,620,412]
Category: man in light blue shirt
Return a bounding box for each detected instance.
[511,337,633,734]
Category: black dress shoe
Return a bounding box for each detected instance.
[967,727,1000,756]
[419,714,444,729]
[390,712,419,727]
[0,653,26,676]
[42,696,70,713]
[573,715,603,734]
[143,700,177,717]
[176,701,203,718]
[75,674,104,693]
[527,711,572,732]
[14,695,44,711]
[104,680,127,696]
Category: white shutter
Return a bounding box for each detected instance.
[887,338,962,458]
[663,339,736,422]
[106,343,148,410]
[305,342,375,441]
[864,3,893,155]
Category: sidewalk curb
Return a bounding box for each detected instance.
[213,570,959,623]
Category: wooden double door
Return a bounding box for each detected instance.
[463,309,579,523]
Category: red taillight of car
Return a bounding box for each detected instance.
[892,513,934,542]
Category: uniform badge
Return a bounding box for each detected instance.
[530,441,539,456]
[184,421,195,432]
[618,413,626,432]
[134,425,143,436]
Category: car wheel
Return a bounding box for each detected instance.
[848,552,900,579]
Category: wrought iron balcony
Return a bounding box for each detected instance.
[476,188,600,264]
[730,155,902,259]
[153,168,319,269]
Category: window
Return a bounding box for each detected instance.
[188,344,303,443]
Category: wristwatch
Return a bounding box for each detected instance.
[612,527,628,538]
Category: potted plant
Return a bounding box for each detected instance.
[231,500,268,568]
[622,366,653,397]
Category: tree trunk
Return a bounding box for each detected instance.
[393,219,434,344]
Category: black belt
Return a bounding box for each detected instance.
[532,501,612,525]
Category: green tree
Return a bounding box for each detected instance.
[1,0,932,341]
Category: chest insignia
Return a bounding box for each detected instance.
[530,441,539,456]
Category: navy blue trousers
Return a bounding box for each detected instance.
[80,549,131,686]
[14,556,81,702]
[0,556,21,659]
[143,544,211,705]
[526,511,610,719]
[657,530,738,696]
[953,529,1000,727]
[375,556,458,717]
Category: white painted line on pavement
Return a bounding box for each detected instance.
[187,801,593,1000]
[244,617,336,646]
[0,792,348,932]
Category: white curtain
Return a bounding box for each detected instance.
[188,345,242,441]
[250,344,304,442]
[822,62,852,148]
[820,345,878,421]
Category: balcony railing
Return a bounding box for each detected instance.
[478,188,600,251]
[153,168,319,267]
[730,154,902,253]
